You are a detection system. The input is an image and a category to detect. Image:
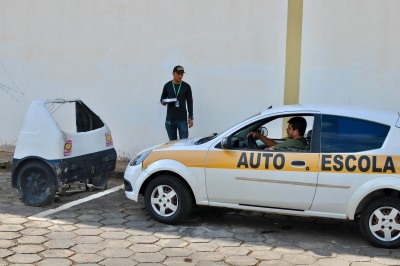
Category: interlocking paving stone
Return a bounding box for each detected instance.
[273,245,305,254]
[0,232,20,240]
[211,238,242,247]
[1,217,29,224]
[249,250,282,260]
[37,258,73,266]
[103,239,132,248]
[70,253,104,263]
[100,258,138,266]
[20,228,50,236]
[44,239,76,249]
[160,247,195,257]
[0,224,24,232]
[336,253,371,262]
[24,221,53,228]
[46,231,76,239]
[132,252,166,263]
[0,248,13,258]
[156,239,189,248]
[99,247,133,258]
[48,225,77,232]
[373,256,400,265]
[7,253,42,264]
[17,235,47,244]
[74,236,103,244]
[218,246,250,256]
[71,243,104,254]
[224,255,258,265]
[163,257,199,265]
[0,240,16,249]
[282,253,317,264]
[259,261,293,266]
[129,243,162,253]
[317,258,350,266]
[99,231,129,239]
[127,235,159,244]
[187,242,219,252]
[192,251,225,261]
[11,244,45,253]
[73,228,103,236]
[154,232,182,239]
[40,249,74,258]
[124,228,154,236]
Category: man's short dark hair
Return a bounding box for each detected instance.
[288,116,307,136]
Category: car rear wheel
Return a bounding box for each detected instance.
[90,173,109,189]
[144,175,192,224]
[17,161,57,206]
[359,197,400,248]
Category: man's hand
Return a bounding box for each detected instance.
[247,131,260,138]
[188,118,194,128]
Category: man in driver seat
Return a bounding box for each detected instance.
[248,116,308,151]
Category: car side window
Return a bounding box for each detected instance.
[320,115,390,153]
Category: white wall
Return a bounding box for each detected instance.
[2,1,400,158]
[0,0,288,158]
[300,0,400,110]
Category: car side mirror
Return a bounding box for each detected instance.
[221,137,231,149]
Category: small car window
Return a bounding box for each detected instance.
[226,115,314,152]
[320,115,390,153]
[46,101,104,133]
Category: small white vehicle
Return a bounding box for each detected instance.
[12,99,117,206]
[124,104,400,248]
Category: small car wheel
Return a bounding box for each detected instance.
[90,173,109,189]
[144,175,193,224]
[359,197,400,248]
[17,161,57,206]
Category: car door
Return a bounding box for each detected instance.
[205,114,319,210]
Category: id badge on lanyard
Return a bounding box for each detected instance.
[172,81,181,108]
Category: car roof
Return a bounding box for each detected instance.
[260,104,399,125]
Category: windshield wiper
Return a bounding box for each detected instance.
[195,133,218,144]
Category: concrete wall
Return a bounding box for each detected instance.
[300,0,400,108]
[1,0,399,158]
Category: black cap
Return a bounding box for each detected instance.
[173,65,185,74]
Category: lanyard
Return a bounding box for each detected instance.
[172,81,182,97]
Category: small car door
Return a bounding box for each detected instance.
[205,114,319,210]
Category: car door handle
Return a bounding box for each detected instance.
[291,160,306,167]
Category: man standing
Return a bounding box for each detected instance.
[160,65,194,140]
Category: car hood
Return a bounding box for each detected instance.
[153,138,200,151]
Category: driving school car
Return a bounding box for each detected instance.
[12,99,117,206]
[124,104,400,248]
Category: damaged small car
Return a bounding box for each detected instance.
[12,99,117,206]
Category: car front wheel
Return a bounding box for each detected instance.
[359,197,400,248]
[144,175,193,224]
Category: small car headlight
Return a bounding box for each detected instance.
[129,150,152,166]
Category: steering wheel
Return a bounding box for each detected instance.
[246,135,259,149]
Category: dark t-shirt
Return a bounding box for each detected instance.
[160,81,193,121]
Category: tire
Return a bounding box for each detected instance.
[359,197,400,248]
[17,161,57,207]
[144,175,193,224]
[90,173,109,189]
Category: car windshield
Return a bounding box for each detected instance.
[195,111,262,145]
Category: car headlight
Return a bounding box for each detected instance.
[129,149,152,166]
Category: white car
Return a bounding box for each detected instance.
[12,99,117,206]
[124,104,400,248]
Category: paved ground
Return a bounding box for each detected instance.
[1,165,400,265]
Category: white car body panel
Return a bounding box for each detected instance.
[124,104,400,222]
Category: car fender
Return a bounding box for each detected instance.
[346,176,400,219]
[136,159,208,204]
